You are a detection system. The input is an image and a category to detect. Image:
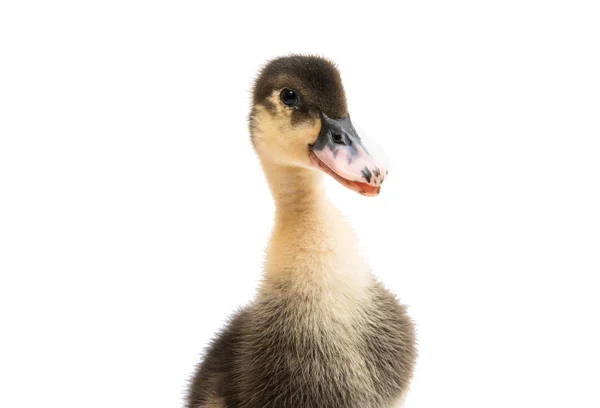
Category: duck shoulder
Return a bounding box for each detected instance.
[187,281,416,408]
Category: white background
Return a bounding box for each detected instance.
[1,1,599,407]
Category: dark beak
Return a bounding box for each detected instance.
[309,112,387,196]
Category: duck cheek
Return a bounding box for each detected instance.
[267,131,314,166]
[291,119,321,147]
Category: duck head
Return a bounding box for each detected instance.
[249,55,387,197]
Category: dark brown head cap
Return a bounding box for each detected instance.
[252,54,348,119]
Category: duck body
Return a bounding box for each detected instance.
[187,55,416,408]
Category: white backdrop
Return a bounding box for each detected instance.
[1,1,599,407]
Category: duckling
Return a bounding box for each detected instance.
[187,55,416,408]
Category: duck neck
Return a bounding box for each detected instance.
[258,159,370,292]
[263,161,327,216]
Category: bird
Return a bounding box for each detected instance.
[186,54,416,408]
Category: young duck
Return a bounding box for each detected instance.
[187,55,416,408]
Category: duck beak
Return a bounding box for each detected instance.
[309,113,388,197]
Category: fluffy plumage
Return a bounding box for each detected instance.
[187,55,416,408]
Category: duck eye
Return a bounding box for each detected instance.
[280,89,299,107]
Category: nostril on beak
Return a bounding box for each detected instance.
[332,133,346,145]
